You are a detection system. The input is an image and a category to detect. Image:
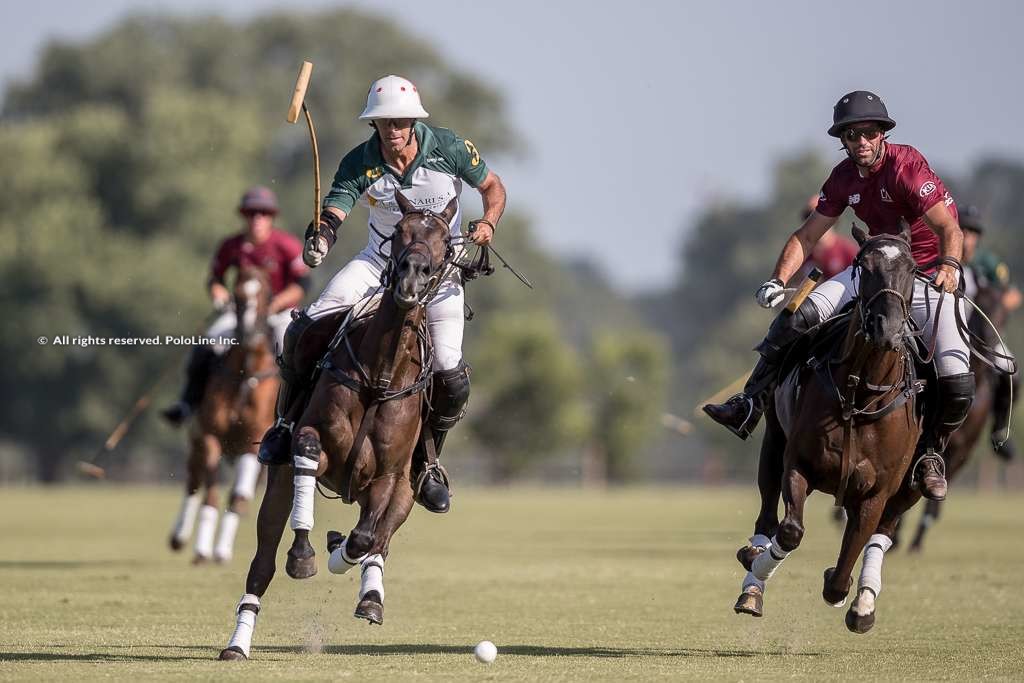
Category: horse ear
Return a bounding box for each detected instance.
[852,224,868,246]
[439,196,458,225]
[898,217,912,244]
[395,191,415,215]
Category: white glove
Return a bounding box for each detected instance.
[755,278,786,309]
[303,233,329,268]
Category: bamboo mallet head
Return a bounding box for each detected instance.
[287,61,314,123]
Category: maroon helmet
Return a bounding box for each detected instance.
[238,186,279,214]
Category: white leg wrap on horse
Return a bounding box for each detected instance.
[857,533,893,596]
[194,504,218,558]
[289,455,318,532]
[328,538,367,575]
[749,533,771,549]
[359,554,385,600]
[233,453,261,500]
[171,492,201,542]
[226,593,260,657]
[213,511,240,562]
[741,571,766,595]
[751,535,790,582]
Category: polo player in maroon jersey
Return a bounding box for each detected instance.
[704,91,972,502]
[162,186,311,425]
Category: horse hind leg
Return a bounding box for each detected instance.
[219,463,294,661]
[286,427,324,580]
[214,452,262,563]
[908,499,942,553]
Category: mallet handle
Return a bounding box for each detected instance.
[785,267,822,313]
[287,61,314,124]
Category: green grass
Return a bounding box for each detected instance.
[1,485,1022,680]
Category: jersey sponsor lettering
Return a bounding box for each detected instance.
[919,181,936,197]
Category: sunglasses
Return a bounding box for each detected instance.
[842,126,883,143]
[242,209,275,217]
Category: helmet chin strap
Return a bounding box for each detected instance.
[846,136,888,169]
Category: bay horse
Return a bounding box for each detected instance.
[906,282,1016,551]
[168,267,278,563]
[733,226,930,634]
[219,193,457,660]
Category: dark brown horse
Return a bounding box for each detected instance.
[734,226,929,634]
[219,194,456,660]
[168,267,277,563]
[906,283,1015,551]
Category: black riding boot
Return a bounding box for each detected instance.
[703,299,821,440]
[991,371,1019,461]
[162,345,218,427]
[413,360,471,513]
[257,312,340,465]
[913,372,975,501]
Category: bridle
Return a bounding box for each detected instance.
[850,235,914,344]
[374,209,457,306]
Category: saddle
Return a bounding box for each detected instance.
[774,303,937,436]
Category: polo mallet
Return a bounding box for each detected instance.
[76,309,224,479]
[76,361,180,479]
[287,61,321,237]
[694,267,823,415]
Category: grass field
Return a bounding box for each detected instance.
[1,485,1022,681]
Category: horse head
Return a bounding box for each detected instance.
[233,267,271,348]
[851,223,916,352]
[389,192,455,310]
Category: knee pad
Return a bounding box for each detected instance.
[428,360,471,432]
[937,372,975,429]
[756,298,822,360]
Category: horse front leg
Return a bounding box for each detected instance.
[219,463,295,660]
[824,495,885,611]
[194,434,222,564]
[213,451,262,563]
[286,426,326,580]
[845,484,922,634]
[735,406,785,617]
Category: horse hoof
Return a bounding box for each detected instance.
[822,567,851,607]
[218,646,248,661]
[286,549,317,580]
[733,588,764,617]
[169,536,185,552]
[845,607,876,634]
[736,545,764,572]
[192,554,211,566]
[354,591,383,625]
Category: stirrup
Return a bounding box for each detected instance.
[910,450,945,488]
[413,462,451,503]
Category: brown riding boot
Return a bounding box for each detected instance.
[913,450,947,501]
[912,372,975,501]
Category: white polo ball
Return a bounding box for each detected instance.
[474,640,497,664]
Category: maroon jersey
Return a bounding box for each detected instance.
[816,143,958,271]
[811,235,859,279]
[210,229,308,295]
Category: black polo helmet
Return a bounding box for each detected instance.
[828,91,897,138]
[959,204,984,234]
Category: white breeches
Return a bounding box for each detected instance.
[807,265,970,377]
[206,310,292,355]
[304,250,465,372]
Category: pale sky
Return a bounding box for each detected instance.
[3,1,1022,292]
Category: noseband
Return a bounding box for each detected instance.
[376,209,456,304]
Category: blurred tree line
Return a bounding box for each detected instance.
[641,149,1024,482]
[0,10,668,483]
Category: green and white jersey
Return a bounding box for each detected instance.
[324,121,489,262]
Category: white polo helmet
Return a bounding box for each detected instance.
[358,75,430,120]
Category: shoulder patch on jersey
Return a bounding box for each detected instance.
[918,181,936,197]
[464,139,480,167]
